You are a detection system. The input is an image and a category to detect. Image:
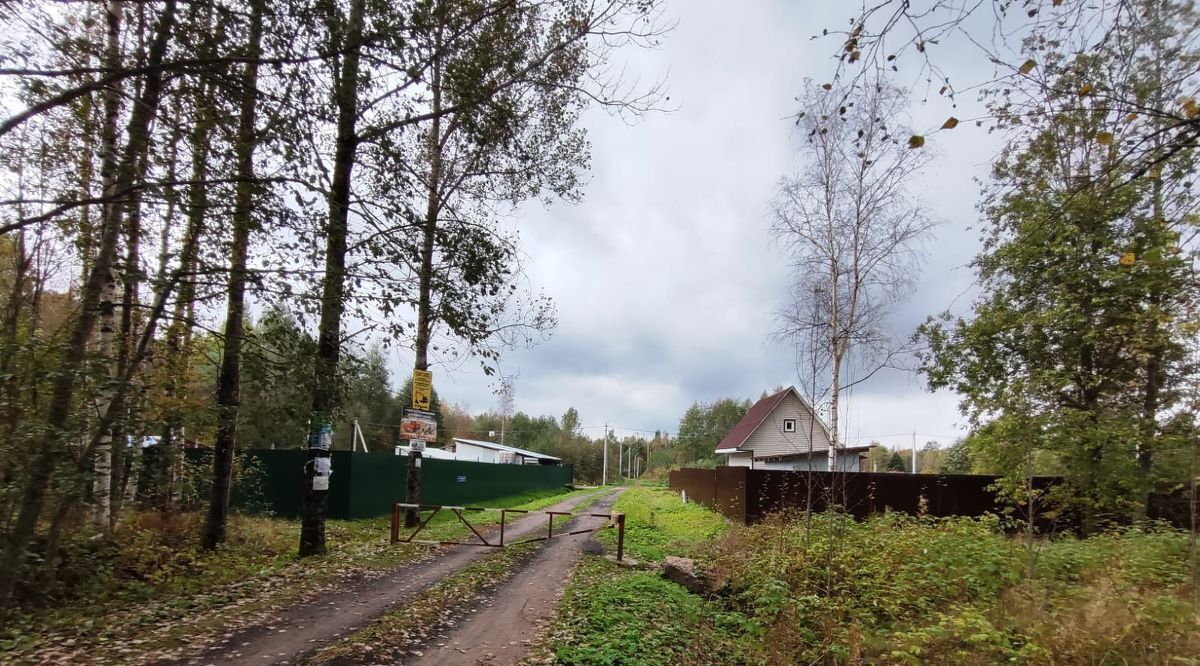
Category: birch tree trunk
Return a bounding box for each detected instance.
[92,269,119,528]
[90,0,126,531]
[0,0,177,609]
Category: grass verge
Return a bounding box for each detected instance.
[595,485,727,562]
[527,556,758,666]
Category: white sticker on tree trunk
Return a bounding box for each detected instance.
[312,475,330,491]
[314,457,331,475]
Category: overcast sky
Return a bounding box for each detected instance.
[392,0,1012,450]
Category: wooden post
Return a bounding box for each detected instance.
[405,449,422,528]
[616,513,626,561]
[391,504,400,544]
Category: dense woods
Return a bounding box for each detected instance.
[0,0,668,608]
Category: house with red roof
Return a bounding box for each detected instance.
[714,386,872,471]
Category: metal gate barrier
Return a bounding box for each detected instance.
[390,503,626,561]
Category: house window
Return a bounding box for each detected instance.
[783,418,796,433]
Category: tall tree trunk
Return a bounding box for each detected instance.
[299,0,366,557]
[203,0,266,551]
[91,270,120,528]
[77,89,97,281]
[414,6,445,374]
[404,5,446,531]
[41,178,201,583]
[155,100,184,508]
[827,258,840,472]
[108,144,150,526]
[0,0,177,610]
[90,0,127,531]
[97,0,124,259]
[160,62,214,509]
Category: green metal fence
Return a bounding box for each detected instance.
[183,449,573,519]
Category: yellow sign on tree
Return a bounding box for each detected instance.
[412,369,433,410]
[1119,252,1136,266]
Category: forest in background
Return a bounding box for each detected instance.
[0,0,671,609]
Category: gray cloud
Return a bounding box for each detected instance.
[389,0,1010,451]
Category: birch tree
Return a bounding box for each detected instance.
[772,79,934,471]
[0,0,180,609]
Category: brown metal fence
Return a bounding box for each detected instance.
[669,466,1059,526]
[669,467,1194,532]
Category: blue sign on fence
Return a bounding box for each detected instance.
[456,475,467,483]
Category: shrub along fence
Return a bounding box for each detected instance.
[178,449,573,519]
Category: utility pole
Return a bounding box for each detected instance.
[602,422,608,486]
[912,431,917,474]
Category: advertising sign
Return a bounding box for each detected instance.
[400,408,437,441]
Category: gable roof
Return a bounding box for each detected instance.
[714,386,833,453]
[451,438,561,462]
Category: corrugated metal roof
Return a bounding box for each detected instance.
[451,438,561,462]
[395,445,457,460]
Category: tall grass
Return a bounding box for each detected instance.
[712,512,1200,664]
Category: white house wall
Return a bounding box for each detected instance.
[726,451,861,472]
[742,392,834,458]
[726,452,753,467]
[782,451,862,472]
[454,442,499,464]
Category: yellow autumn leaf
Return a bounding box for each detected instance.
[1183,98,1199,118]
[1018,59,1036,75]
[1079,83,1093,96]
[941,117,959,129]
[1097,132,1113,145]
[1127,113,1138,121]
[908,135,926,149]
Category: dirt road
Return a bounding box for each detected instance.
[168,490,611,666]
[403,490,623,666]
